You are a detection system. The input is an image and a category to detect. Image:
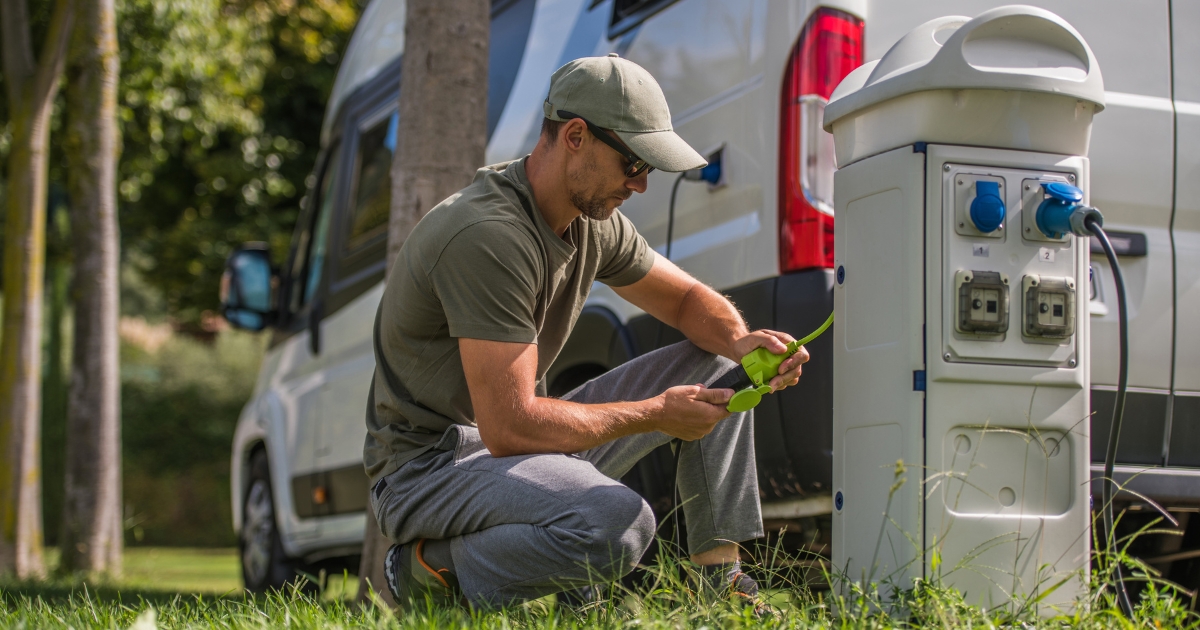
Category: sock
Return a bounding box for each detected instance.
[420,538,456,576]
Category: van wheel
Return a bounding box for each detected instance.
[549,364,608,397]
[241,450,313,593]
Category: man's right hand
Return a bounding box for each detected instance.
[656,385,734,441]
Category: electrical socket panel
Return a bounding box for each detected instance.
[940,162,1080,367]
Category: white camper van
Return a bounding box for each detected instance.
[220,0,1200,591]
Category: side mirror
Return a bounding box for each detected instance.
[220,243,277,331]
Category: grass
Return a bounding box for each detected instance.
[119,548,243,595]
[35,547,243,595]
[3,540,1200,628]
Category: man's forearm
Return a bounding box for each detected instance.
[612,257,749,360]
[479,395,662,457]
[674,282,749,361]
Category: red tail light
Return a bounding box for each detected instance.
[779,8,863,273]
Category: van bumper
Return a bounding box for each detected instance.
[1090,464,1200,507]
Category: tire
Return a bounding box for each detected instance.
[548,364,607,398]
[240,450,315,594]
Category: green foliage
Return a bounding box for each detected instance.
[1,0,363,324]
[39,215,72,549]
[116,0,363,326]
[119,329,267,546]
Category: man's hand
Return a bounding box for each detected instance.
[731,330,811,392]
[656,384,734,440]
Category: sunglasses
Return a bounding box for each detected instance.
[557,110,655,178]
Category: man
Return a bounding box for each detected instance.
[364,54,808,608]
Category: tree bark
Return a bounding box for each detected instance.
[356,508,393,607]
[59,0,122,577]
[0,0,75,579]
[383,0,490,271]
[360,0,489,604]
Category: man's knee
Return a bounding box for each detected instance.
[675,342,736,386]
[370,486,400,543]
[578,485,656,581]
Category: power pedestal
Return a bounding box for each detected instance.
[823,6,1106,610]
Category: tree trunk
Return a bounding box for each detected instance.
[0,0,74,579]
[59,0,122,577]
[357,508,393,607]
[359,0,489,604]
[383,0,490,271]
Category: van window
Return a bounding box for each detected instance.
[610,0,677,37]
[287,142,342,315]
[345,111,397,252]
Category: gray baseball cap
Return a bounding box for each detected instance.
[542,54,707,173]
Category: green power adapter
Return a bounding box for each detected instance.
[710,312,835,412]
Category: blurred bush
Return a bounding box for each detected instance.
[118,327,267,546]
[43,282,268,547]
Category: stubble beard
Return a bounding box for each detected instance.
[568,159,628,221]
[571,190,617,221]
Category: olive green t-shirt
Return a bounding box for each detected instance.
[363,158,655,487]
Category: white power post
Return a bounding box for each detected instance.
[823,6,1106,610]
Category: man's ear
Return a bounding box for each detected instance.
[562,118,587,152]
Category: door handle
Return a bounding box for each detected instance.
[309,299,323,355]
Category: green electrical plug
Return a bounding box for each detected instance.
[711,312,835,412]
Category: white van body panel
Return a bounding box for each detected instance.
[230,336,326,554]
[486,0,596,164]
[269,395,325,555]
[322,0,407,146]
[619,0,773,291]
[1169,0,1200,396]
[315,284,383,473]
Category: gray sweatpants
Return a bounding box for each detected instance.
[369,341,764,607]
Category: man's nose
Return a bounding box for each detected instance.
[626,170,649,194]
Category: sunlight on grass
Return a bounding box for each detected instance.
[41,546,243,595]
[121,548,242,594]
[4,535,1199,629]
[7,492,1200,630]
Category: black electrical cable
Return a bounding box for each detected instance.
[1087,216,1136,617]
[666,172,685,261]
[654,173,688,351]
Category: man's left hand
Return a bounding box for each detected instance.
[730,330,810,392]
